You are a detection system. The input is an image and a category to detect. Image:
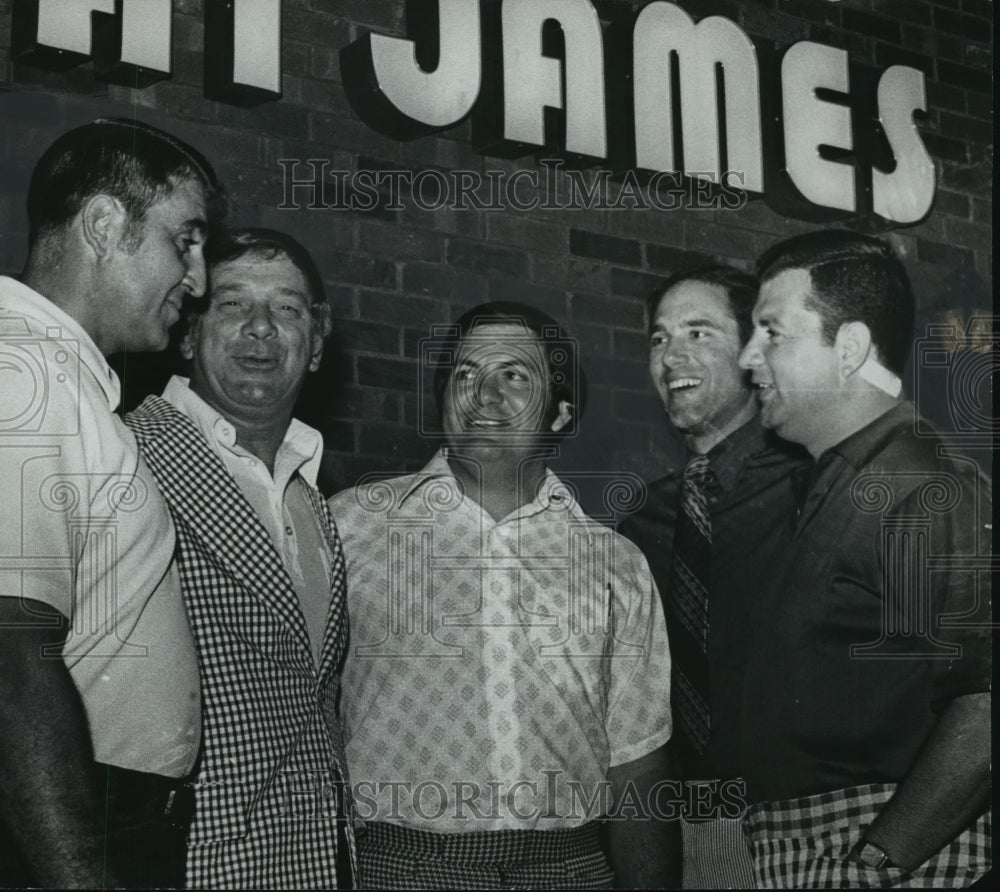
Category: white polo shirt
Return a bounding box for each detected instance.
[329,450,673,832]
[0,276,200,777]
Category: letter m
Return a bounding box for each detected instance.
[633,2,763,192]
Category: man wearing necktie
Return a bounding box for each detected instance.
[619,266,807,888]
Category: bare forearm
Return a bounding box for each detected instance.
[0,600,111,888]
[865,692,991,871]
[606,746,680,888]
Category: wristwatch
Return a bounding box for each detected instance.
[856,840,893,870]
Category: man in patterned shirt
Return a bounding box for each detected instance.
[329,301,675,889]
[126,229,355,888]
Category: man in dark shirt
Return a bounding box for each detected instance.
[738,230,991,887]
[619,266,806,888]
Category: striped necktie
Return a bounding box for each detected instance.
[669,454,713,755]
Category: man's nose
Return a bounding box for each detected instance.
[243,303,277,338]
[662,338,688,368]
[475,372,505,407]
[184,246,207,299]
[738,334,763,370]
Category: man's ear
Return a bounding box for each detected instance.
[79,194,127,259]
[550,400,574,433]
[179,318,199,361]
[308,334,324,373]
[834,321,873,379]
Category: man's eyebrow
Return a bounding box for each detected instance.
[681,316,726,329]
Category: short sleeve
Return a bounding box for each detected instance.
[922,464,993,706]
[0,342,89,618]
[605,537,673,766]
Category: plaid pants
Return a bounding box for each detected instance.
[744,782,991,888]
[357,821,613,889]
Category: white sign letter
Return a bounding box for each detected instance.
[368,0,481,128]
[782,41,855,213]
[873,66,935,224]
[634,1,762,191]
[501,0,606,158]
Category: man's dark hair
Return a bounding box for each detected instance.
[647,265,758,346]
[197,228,332,337]
[432,301,587,435]
[27,117,221,245]
[757,230,915,375]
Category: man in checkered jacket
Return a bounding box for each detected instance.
[126,229,356,888]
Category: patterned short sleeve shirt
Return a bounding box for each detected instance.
[329,450,672,832]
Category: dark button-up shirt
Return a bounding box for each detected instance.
[619,416,808,782]
[742,402,992,804]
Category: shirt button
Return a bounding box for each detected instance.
[285,526,294,536]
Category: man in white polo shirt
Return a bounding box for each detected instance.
[329,302,675,889]
[0,119,218,888]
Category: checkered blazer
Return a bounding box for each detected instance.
[127,396,356,889]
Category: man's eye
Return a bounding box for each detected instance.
[277,304,304,316]
[650,333,666,347]
[690,329,708,340]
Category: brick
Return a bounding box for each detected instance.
[359,423,429,459]
[570,229,642,266]
[916,238,974,268]
[615,389,660,422]
[487,216,568,254]
[572,322,612,359]
[674,0,743,21]
[584,356,649,392]
[336,319,402,356]
[937,112,994,145]
[777,0,840,25]
[359,222,443,262]
[925,80,967,115]
[614,328,653,361]
[646,243,715,274]
[965,92,993,118]
[402,263,488,302]
[571,292,646,330]
[940,153,992,193]
[963,41,992,71]
[357,356,419,391]
[921,133,969,165]
[933,190,970,220]
[488,279,568,318]
[944,218,993,254]
[936,60,992,93]
[324,253,396,288]
[877,0,933,26]
[962,0,992,17]
[934,7,991,43]
[841,9,901,44]
[972,198,991,225]
[447,239,528,278]
[610,268,670,300]
[686,219,759,261]
[359,289,444,329]
[874,43,934,77]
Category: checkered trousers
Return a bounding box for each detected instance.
[357,821,613,890]
[127,398,357,889]
[744,782,991,888]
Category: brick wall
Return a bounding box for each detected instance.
[1,0,992,510]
